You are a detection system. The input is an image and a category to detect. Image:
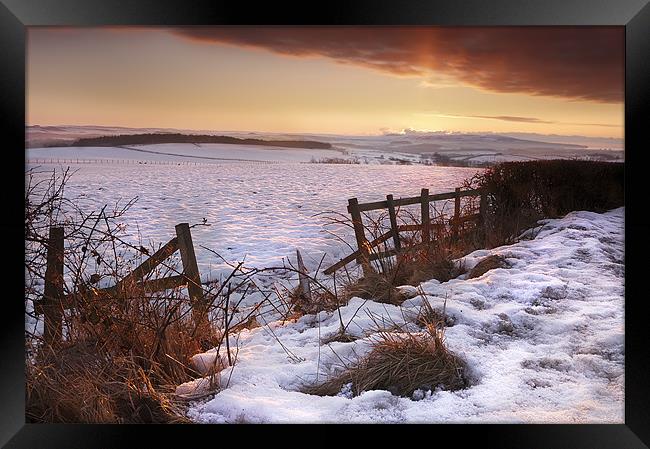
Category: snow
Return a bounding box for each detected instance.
[26,150,479,278]
[394,285,419,299]
[28,143,344,163]
[183,207,624,423]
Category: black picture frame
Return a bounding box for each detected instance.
[2,0,649,447]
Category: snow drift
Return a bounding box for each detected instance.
[183,207,624,423]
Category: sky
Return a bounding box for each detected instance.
[27,26,624,138]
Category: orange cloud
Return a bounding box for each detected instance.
[172,26,623,103]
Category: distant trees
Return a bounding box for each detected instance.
[71,133,333,150]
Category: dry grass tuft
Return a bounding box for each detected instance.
[412,296,456,328]
[26,284,227,423]
[291,288,342,315]
[467,254,509,279]
[26,340,191,423]
[343,270,405,304]
[320,329,359,344]
[26,244,230,423]
[303,325,469,398]
[405,256,467,286]
[344,254,466,305]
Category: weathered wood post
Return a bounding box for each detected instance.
[175,223,206,329]
[479,189,488,245]
[386,194,401,253]
[453,187,461,240]
[420,188,430,244]
[348,198,373,277]
[42,226,65,346]
[296,249,312,301]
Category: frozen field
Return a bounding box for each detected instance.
[26,149,480,279]
[28,143,344,164]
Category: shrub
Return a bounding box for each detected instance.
[475,160,623,245]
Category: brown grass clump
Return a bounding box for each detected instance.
[303,325,469,398]
[343,269,406,304]
[72,275,226,375]
[26,341,191,423]
[411,296,456,329]
[291,288,342,315]
[320,329,358,345]
[344,254,466,305]
[405,256,467,286]
[26,282,232,423]
[467,254,509,279]
[26,289,223,423]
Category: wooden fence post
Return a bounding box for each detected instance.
[296,249,311,301]
[175,223,206,329]
[452,187,461,240]
[43,226,64,346]
[479,190,488,245]
[420,188,430,244]
[348,198,373,277]
[386,194,401,252]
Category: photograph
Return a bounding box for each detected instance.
[24,25,626,425]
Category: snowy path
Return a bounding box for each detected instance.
[185,208,624,423]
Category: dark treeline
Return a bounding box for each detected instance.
[71,133,333,149]
[475,160,624,246]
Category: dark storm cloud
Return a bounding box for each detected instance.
[172,27,623,103]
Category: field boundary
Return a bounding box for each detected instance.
[35,223,207,346]
[324,186,487,276]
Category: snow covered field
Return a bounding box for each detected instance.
[183,208,624,423]
[26,149,479,277]
[28,143,343,164]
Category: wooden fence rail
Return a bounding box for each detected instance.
[352,187,483,212]
[324,186,487,276]
[35,223,204,346]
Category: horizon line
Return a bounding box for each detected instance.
[26,123,624,141]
